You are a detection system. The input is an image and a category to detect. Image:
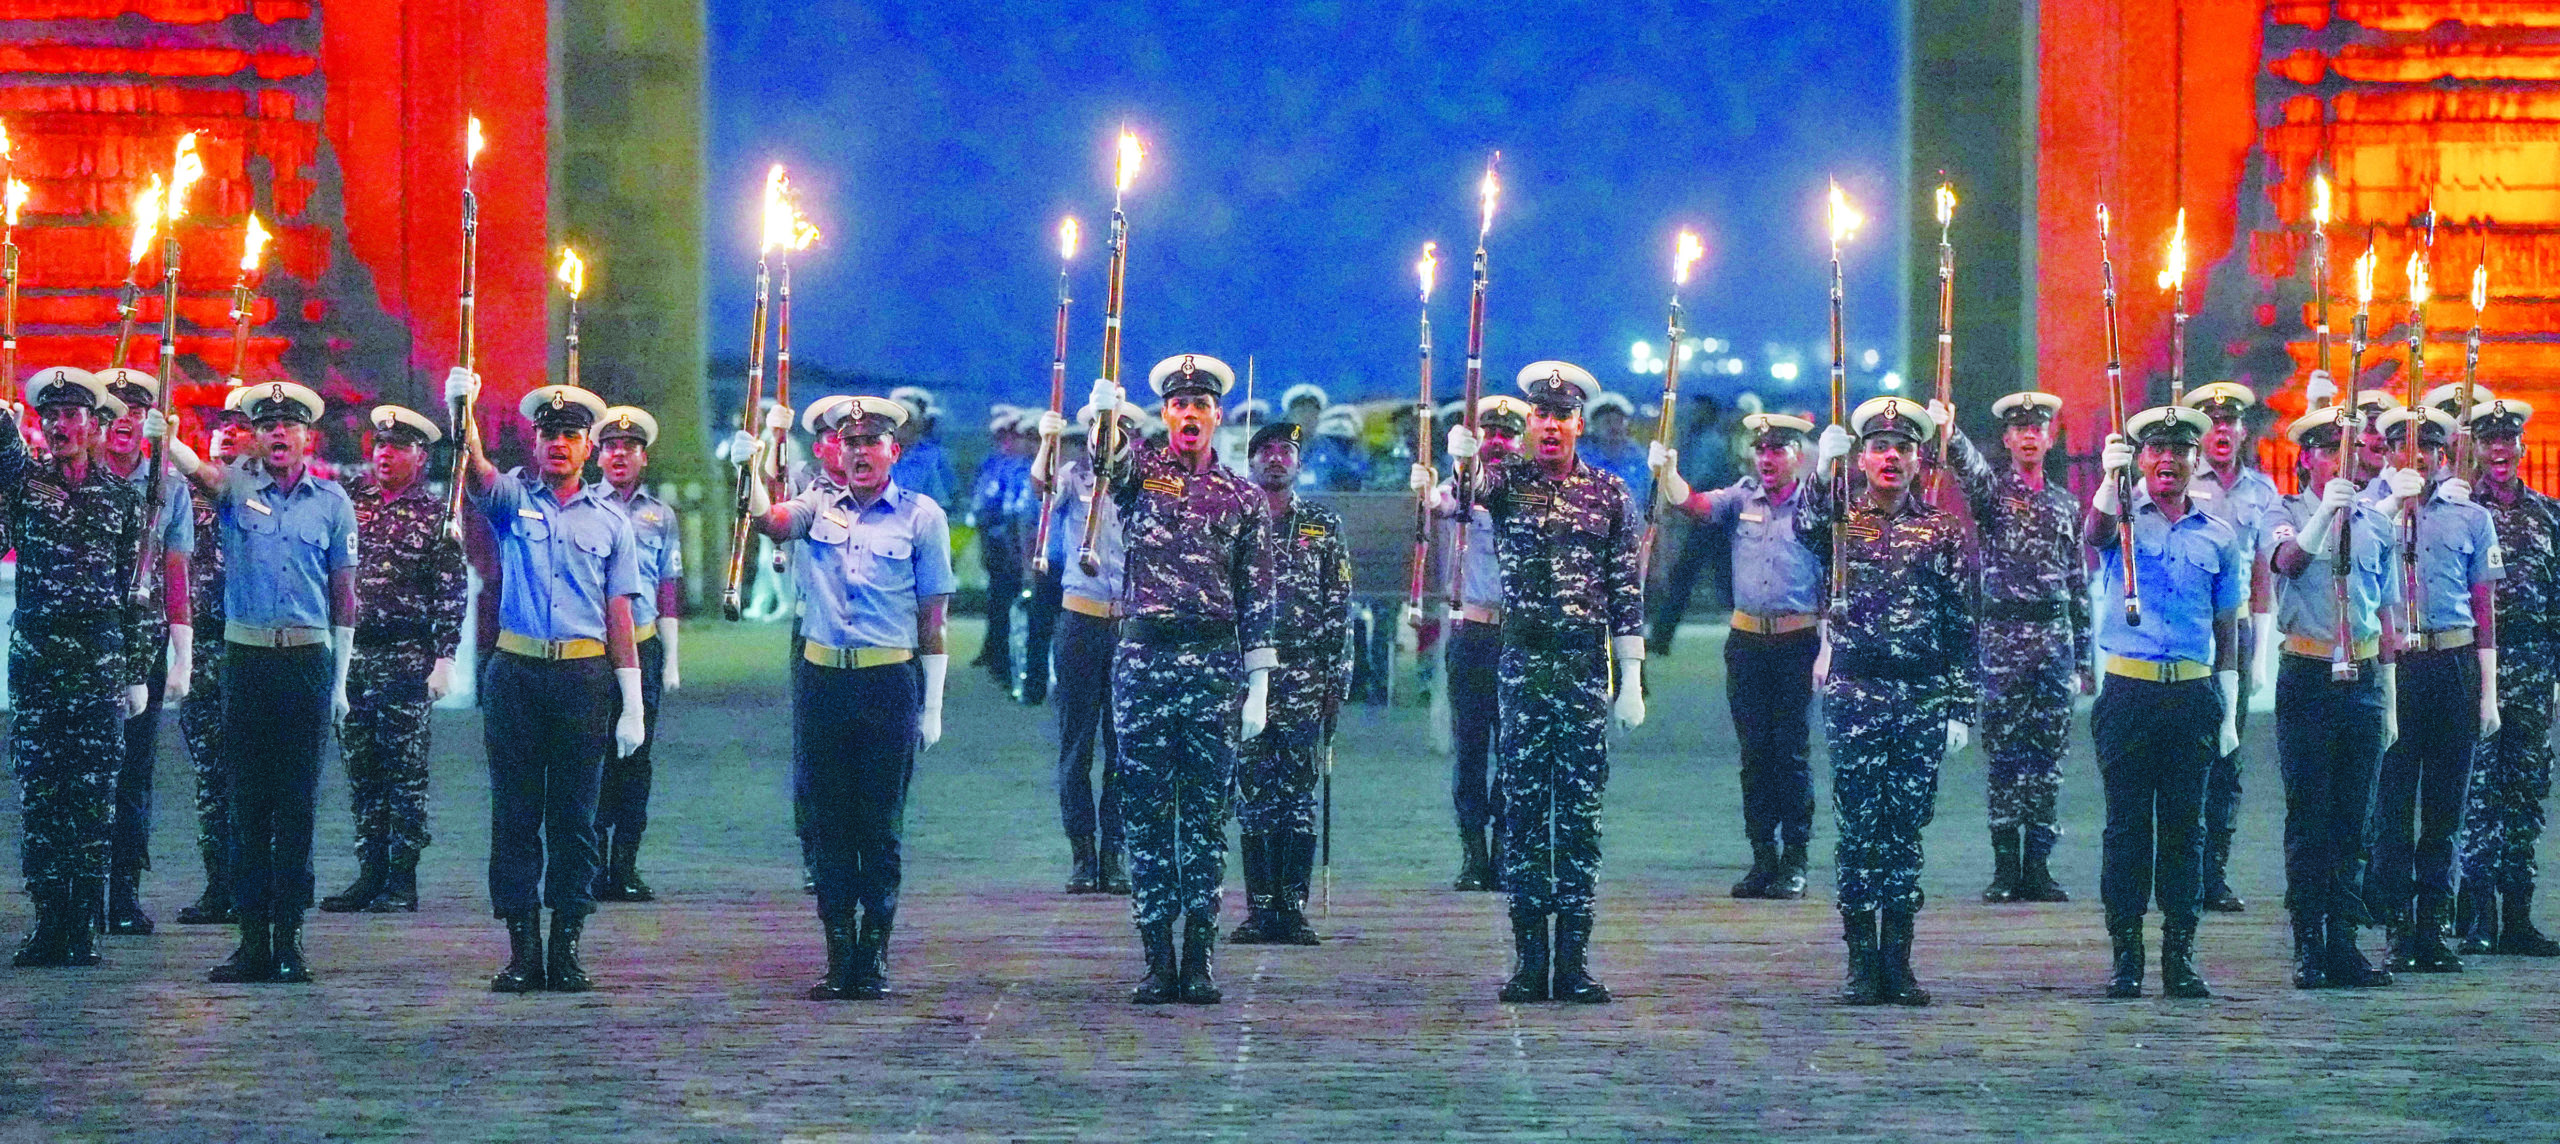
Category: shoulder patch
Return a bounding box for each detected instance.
[2489,543,2505,570]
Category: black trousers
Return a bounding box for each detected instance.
[111,644,167,878]
[482,651,610,919]
[793,658,920,922]
[1726,627,1818,851]
[1649,518,1730,652]
[1051,609,1123,849]
[596,635,667,840]
[1446,618,1501,834]
[2371,646,2482,918]
[2201,624,2259,876]
[2093,675,2218,931]
[224,643,329,920]
[2275,653,2386,922]
[1019,567,1064,701]
[981,543,1022,677]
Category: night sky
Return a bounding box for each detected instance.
[707,3,1906,418]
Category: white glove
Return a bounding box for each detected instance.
[658,618,681,691]
[426,657,455,701]
[2252,612,2278,697]
[2438,476,2473,505]
[1648,440,1672,471]
[165,623,193,702]
[1816,424,1853,471]
[1945,719,1971,754]
[2216,668,2242,757]
[763,403,793,434]
[2381,661,2400,749]
[614,666,646,757]
[1409,462,1435,493]
[1648,441,1691,506]
[919,652,947,750]
[2375,466,2424,518]
[2298,477,2358,556]
[1614,661,1646,730]
[2480,647,2502,739]
[142,408,168,441]
[1445,425,1480,460]
[165,435,202,476]
[2304,368,2337,408]
[1038,410,1067,440]
[330,625,356,727]
[206,425,227,461]
[1088,378,1121,412]
[1812,632,1833,688]
[725,430,760,465]
[1240,667,1271,740]
[125,684,148,718]
[443,366,480,406]
[1927,400,1953,429]
[1656,463,1691,507]
[1396,602,1423,655]
[2093,434,2133,515]
[1427,666,1453,755]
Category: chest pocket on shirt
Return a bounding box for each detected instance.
[291,514,334,553]
[567,519,616,580]
[807,514,852,548]
[512,513,552,543]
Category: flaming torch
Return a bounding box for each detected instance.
[130,133,204,599]
[555,245,586,391]
[1930,180,1957,490]
[2,122,28,391]
[1404,241,1439,613]
[2158,206,2189,405]
[1449,153,1498,569]
[2098,204,2140,625]
[226,214,270,387]
[2459,262,2486,477]
[1824,181,1862,605]
[1030,216,1079,576]
[2311,174,2334,396]
[2399,209,2435,645]
[721,163,791,619]
[2334,235,2378,632]
[111,174,161,369]
[1636,229,1702,577]
[444,116,486,541]
[769,182,819,579]
[1073,128,1143,578]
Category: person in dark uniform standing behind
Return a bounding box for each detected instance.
[2365,406,2500,975]
[92,367,194,938]
[2180,381,2280,914]
[1094,355,1275,1006]
[1793,398,1978,1006]
[1440,361,1646,1004]
[442,369,648,994]
[1648,411,1821,899]
[968,406,1032,685]
[1231,420,1353,947]
[594,406,685,903]
[2457,398,2560,957]
[1410,395,1530,892]
[2260,405,2407,989]
[1029,398,1139,895]
[2,368,148,969]
[176,409,257,926]
[2083,406,2248,999]
[162,380,358,985]
[742,394,953,1000]
[321,405,466,915]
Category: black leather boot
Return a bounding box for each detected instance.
[209,916,273,983]
[1230,834,1276,945]
[2455,882,2495,954]
[1271,834,1322,947]
[1500,908,1550,1003]
[1982,828,2021,904]
[2160,924,2211,998]
[2105,919,2144,998]
[366,853,419,913]
[1731,839,1776,899]
[1177,914,1222,1004]
[1099,844,1131,895]
[489,911,545,993]
[2497,886,2560,957]
[270,912,312,983]
[1130,920,1179,1004]
[547,910,593,992]
[2289,913,2328,989]
[849,906,893,999]
[321,845,388,913]
[1878,907,1930,1006]
[12,891,70,967]
[1769,839,1809,900]
[1550,912,1610,1004]
[177,844,234,925]
[105,870,154,935]
[61,886,101,966]
[1837,909,1882,1005]
[2014,830,2071,902]
[609,830,654,903]
[1454,826,1494,892]
[2408,895,2463,972]
[1065,834,1101,894]
[2325,913,2392,987]
[2200,834,2244,912]
[809,915,858,1000]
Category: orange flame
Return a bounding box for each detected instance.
[1477,159,1500,240]
[126,173,163,268]
[0,120,9,160]
[1934,183,1957,228]
[1059,217,1079,261]
[1417,241,1438,301]
[239,213,270,274]
[166,131,205,224]
[2156,208,2186,292]
[556,246,586,299]
[4,179,27,229]
[2470,263,2486,312]
[759,164,792,254]
[1115,130,1143,194]
[2406,249,2429,305]
[1826,181,1862,248]
[1674,230,1703,287]
[786,196,821,252]
[2353,245,2376,305]
[2096,202,2110,239]
[466,116,485,170]
[2312,173,2331,228]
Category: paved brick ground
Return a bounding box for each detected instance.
[4,621,2559,1141]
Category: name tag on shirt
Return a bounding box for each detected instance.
[1143,475,1184,497]
[1740,510,1765,523]
[246,498,273,516]
[821,509,851,529]
[1297,523,1329,539]
[517,508,545,521]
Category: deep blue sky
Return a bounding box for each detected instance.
[707,3,1907,415]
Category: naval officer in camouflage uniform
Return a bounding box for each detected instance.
[2457,398,2560,957]
[1793,398,1978,1006]
[1029,399,1138,895]
[3,368,147,969]
[594,405,686,903]
[2085,406,2248,999]
[1934,392,2088,904]
[444,370,649,993]
[1230,420,1353,948]
[164,380,359,984]
[2180,381,2280,914]
[321,405,466,915]
[1649,411,1821,900]
[2366,406,2500,975]
[176,409,256,926]
[1439,361,1646,1005]
[1414,395,1530,892]
[742,395,953,1001]
[1090,354,1275,1006]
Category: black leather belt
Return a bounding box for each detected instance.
[1121,616,1236,646]
[1500,622,1606,653]
[1981,599,2067,622]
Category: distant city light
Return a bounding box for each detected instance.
[1879,371,1904,391]
[1724,357,1745,375]
[1861,348,1881,370]
[1770,361,1800,382]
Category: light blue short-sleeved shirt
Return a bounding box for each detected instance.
[218,464,357,630]
[1052,464,1126,603]
[126,464,193,557]
[2095,499,2249,666]
[606,485,683,628]
[2408,495,2502,631]
[775,481,956,651]
[1699,476,1820,617]
[475,469,642,643]
[2263,492,2401,647]
[2186,464,2280,553]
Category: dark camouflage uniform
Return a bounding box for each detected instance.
[1800,490,1980,913]
[1236,496,1353,837]
[342,480,467,864]
[1945,431,2089,846]
[179,479,231,890]
[1477,455,1645,922]
[2465,479,2560,895]
[1107,446,1275,928]
[0,424,152,902]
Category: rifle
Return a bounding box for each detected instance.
[1031,218,1077,575]
[2097,204,2140,626]
[1076,131,1142,578]
[1638,230,1702,578]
